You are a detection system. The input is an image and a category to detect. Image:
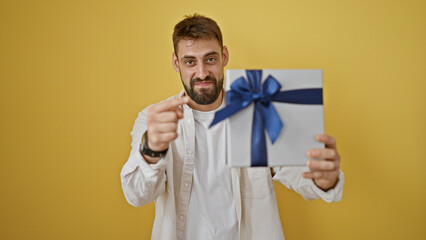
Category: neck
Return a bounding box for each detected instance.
[186,90,224,112]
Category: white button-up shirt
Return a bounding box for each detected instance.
[120,93,344,240]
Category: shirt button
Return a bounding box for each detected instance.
[147,183,152,187]
[187,150,193,154]
[180,215,184,220]
[184,183,189,187]
[187,119,192,124]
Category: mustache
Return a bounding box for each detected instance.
[190,75,216,86]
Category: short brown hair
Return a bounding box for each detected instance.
[172,14,223,55]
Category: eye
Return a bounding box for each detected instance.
[184,60,195,65]
[207,57,216,63]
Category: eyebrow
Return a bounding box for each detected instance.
[181,51,220,61]
[204,51,219,57]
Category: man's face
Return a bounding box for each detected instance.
[172,38,229,106]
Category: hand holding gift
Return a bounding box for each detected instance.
[303,134,341,191]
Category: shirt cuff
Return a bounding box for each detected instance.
[139,150,167,171]
[124,146,167,179]
[308,170,345,203]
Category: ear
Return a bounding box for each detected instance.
[222,46,229,67]
[172,52,180,72]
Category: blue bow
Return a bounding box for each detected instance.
[210,70,323,166]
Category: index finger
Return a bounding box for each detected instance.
[151,96,189,113]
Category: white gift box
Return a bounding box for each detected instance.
[222,69,324,167]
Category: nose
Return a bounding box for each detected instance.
[196,63,209,80]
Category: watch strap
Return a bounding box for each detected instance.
[140,132,168,158]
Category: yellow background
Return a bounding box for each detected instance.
[1,0,425,239]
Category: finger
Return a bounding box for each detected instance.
[316,134,337,149]
[176,107,184,119]
[152,111,180,124]
[151,96,189,113]
[157,132,179,143]
[302,170,338,180]
[307,148,338,160]
[306,159,339,171]
[151,122,178,133]
[148,132,178,150]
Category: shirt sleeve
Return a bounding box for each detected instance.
[120,109,168,207]
[272,166,344,203]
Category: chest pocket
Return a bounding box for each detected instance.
[240,167,274,199]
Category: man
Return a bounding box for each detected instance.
[121,14,344,240]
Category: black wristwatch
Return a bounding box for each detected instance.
[140,132,168,158]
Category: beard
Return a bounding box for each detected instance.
[181,74,223,105]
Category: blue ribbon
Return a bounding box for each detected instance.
[210,70,323,166]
